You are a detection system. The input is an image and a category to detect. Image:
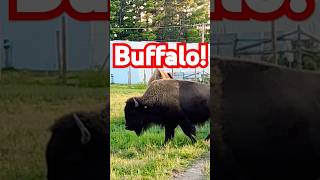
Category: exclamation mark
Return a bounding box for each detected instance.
[200,44,208,67]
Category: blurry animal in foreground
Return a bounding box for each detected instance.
[212,57,320,180]
[125,79,210,143]
[46,108,108,180]
[148,69,173,85]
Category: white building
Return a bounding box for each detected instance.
[211,1,320,59]
[0,1,108,70]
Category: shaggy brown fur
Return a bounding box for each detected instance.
[125,79,210,143]
[46,107,108,180]
[212,57,320,180]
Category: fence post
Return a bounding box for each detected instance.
[111,74,114,84]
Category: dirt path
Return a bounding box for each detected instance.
[173,153,210,180]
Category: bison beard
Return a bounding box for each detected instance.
[125,79,210,143]
[212,57,320,180]
[46,108,108,180]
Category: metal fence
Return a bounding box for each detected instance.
[173,70,210,84]
[111,69,210,85]
[212,26,320,69]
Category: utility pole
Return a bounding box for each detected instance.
[196,23,206,82]
[271,21,277,64]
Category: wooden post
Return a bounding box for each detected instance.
[202,69,205,83]
[201,23,205,43]
[271,21,277,64]
[128,67,131,87]
[195,68,197,81]
[197,23,205,82]
[100,55,109,72]
[0,25,2,81]
[111,74,114,84]
[297,26,302,69]
[90,22,95,68]
[61,16,67,84]
[233,37,238,57]
[56,31,62,76]
[143,69,146,85]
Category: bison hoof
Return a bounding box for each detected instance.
[190,136,197,143]
[205,134,210,141]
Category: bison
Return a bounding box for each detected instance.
[125,79,210,143]
[212,57,320,180]
[148,69,173,85]
[46,107,108,180]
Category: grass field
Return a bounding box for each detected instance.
[0,70,210,180]
[110,84,210,179]
[0,70,107,180]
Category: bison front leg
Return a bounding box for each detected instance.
[164,126,175,144]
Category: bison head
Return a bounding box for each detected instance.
[124,97,150,135]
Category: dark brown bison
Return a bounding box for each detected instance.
[212,57,320,180]
[148,69,173,85]
[46,108,108,180]
[125,79,210,143]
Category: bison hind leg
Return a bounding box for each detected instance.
[205,134,210,141]
[179,119,197,143]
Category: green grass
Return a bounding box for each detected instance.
[0,70,210,180]
[0,69,108,87]
[203,159,210,180]
[0,70,107,180]
[110,85,210,179]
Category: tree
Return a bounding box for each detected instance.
[110,0,210,42]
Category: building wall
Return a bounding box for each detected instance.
[213,1,320,37]
[0,1,107,70]
[211,2,320,59]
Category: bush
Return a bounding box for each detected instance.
[303,58,318,70]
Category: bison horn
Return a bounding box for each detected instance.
[73,113,91,144]
[133,98,139,108]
